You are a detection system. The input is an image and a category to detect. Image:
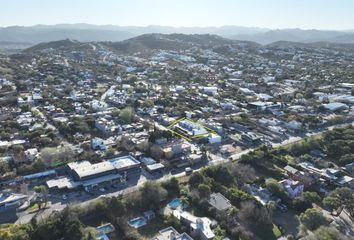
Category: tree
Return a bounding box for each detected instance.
[323,187,354,217]
[161,177,180,197]
[127,74,138,83]
[34,185,48,209]
[142,99,154,108]
[265,178,287,199]
[237,201,272,230]
[313,226,350,240]
[107,197,126,217]
[299,208,327,230]
[40,146,74,167]
[231,163,256,186]
[293,196,312,212]
[163,214,182,230]
[213,225,226,239]
[0,161,9,175]
[30,206,86,240]
[119,107,134,124]
[12,144,24,154]
[302,191,321,203]
[227,188,253,206]
[266,200,276,219]
[140,181,167,210]
[293,191,320,212]
[0,224,31,240]
[149,144,163,160]
[188,172,205,189]
[203,165,233,186]
[198,184,211,199]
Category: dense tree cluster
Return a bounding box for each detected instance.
[187,164,273,239]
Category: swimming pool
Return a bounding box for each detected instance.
[168,198,182,210]
[128,217,147,228]
[96,223,115,234]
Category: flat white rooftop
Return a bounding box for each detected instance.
[109,155,140,170]
[46,177,80,189]
[70,161,115,179]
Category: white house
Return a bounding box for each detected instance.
[177,120,208,137]
[173,210,215,240]
[90,100,108,112]
[286,120,302,131]
[203,86,218,95]
[175,85,185,92]
[95,118,121,135]
[208,133,221,144]
[91,137,107,151]
[323,102,348,112]
[0,193,28,210]
[24,148,38,162]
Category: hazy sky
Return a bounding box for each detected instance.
[1,0,353,29]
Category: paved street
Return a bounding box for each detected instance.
[11,121,354,224]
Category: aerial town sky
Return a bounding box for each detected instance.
[1,0,353,29]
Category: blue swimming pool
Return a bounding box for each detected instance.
[168,198,182,210]
[128,217,147,228]
[96,223,115,234]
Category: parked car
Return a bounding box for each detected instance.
[185,167,193,175]
[99,187,106,192]
[62,194,68,200]
[277,202,288,212]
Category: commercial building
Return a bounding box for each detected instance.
[47,155,141,191]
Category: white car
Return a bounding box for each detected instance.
[99,187,106,192]
[185,167,193,175]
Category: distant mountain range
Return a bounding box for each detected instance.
[24,33,354,58]
[24,33,260,55]
[1,24,354,53]
[229,29,354,45]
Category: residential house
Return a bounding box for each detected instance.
[284,165,317,187]
[173,210,215,240]
[152,226,193,240]
[323,102,348,112]
[279,179,304,199]
[24,148,39,162]
[286,120,303,132]
[0,192,28,211]
[208,134,221,144]
[124,131,150,151]
[141,157,165,174]
[208,192,232,213]
[90,100,108,112]
[243,184,279,205]
[203,86,218,95]
[95,118,121,135]
[176,119,208,137]
[91,137,107,151]
[343,162,354,176]
[155,140,192,159]
[241,132,262,145]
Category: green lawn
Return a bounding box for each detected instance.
[272,224,282,238]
